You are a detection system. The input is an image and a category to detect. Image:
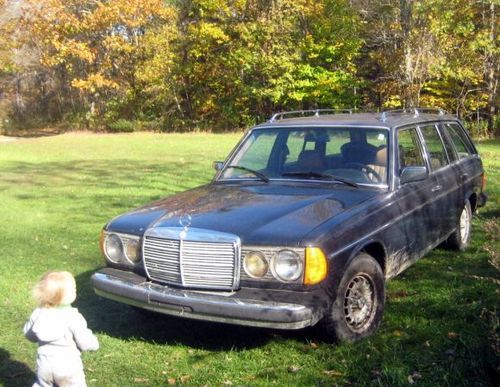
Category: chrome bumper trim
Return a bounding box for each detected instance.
[91,269,314,330]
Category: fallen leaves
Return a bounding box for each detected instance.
[323,370,344,377]
[447,332,460,339]
[407,371,422,384]
[165,375,191,384]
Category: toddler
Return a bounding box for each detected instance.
[23,271,99,387]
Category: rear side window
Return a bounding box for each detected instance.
[419,124,449,171]
[397,127,425,170]
[437,125,457,163]
[444,123,474,159]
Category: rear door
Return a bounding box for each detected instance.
[388,125,436,276]
[418,123,458,239]
[439,122,484,211]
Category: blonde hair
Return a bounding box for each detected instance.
[33,271,76,307]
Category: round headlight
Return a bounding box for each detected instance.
[104,233,123,263]
[124,239,141,263]
[272,250,303,282]
[244,251,268,278]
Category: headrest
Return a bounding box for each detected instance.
[298,150,325,169]
[375,146,387,166]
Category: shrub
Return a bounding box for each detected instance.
[107,119,135,133]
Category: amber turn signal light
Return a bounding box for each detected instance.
[304,247,328,285]
[481,172,487,191]
[99,229,105,256]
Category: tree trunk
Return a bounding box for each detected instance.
[400,0,415,107]
[486,2,498,137]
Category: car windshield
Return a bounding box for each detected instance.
[220,126,389,185]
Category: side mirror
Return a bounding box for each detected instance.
[400,166,428,185]
[213,161,223,171]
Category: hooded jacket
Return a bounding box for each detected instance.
[23,306,99,358]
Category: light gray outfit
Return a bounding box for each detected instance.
[23,307,99,387]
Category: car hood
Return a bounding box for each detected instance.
[106,182,380,245]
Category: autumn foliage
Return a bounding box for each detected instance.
[0,0,497,134]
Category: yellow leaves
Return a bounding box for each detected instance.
[71,74,119,92]
[87,0,169,31]
[103,35,135,54]
[188,21,230,48]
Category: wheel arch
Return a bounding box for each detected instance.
[346,240,387,276]
[467,192,478,212]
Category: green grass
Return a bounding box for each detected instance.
[0,133,498,386]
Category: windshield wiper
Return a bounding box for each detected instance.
[281,171,359,188]
[224,165,270,182]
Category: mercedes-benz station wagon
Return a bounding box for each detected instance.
[91,108,487,342]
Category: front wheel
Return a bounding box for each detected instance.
[446,200,472,251]
[322,253,385,342]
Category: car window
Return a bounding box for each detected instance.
[397,127,425,170]
[222,127,389,184]
[229,130,279,173]
[437,125,457,163]
[286,132,304,163]
[419,124,449,171]
[444,123,474,159]
[325,129,351,154]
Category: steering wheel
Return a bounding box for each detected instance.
[344,162,382,183]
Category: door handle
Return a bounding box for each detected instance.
[431,185,442,192]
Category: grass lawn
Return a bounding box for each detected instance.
[0,132,498,386]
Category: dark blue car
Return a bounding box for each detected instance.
[92,108,487,342]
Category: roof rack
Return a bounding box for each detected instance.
[380,107,447,122]
[269,109,353,122]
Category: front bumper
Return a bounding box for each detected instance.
[91,268,319,330]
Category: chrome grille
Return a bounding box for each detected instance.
[143,227,240,290]
[143,236,181,283]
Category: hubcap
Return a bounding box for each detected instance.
[344,274,375,330]
[459,206,470,242]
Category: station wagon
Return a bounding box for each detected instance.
[91,108,487,341]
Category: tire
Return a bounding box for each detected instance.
[446,200,472,251]
[322,253,385,342]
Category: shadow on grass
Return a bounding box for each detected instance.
[74,270,319,352]
[0,348,35,387]
[382,244,499,385]
[477,208,500,221]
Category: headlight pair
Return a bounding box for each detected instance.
[243,247,327,285]
[101,231,141,266]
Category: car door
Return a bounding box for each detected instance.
[418,123,457,240]
[388,125,436,276]
[439,121,484,212]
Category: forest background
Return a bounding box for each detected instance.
[0,0,497,136]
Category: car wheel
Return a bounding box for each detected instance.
[322,253,385,342]
[446,200,472,251]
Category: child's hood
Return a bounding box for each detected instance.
[26,307,74,342]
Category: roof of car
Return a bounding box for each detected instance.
[253,109,459,130]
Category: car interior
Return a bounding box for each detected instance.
[224,127,389,184]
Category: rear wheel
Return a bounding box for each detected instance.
[446,200,472,251]
[322,253,385,342]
